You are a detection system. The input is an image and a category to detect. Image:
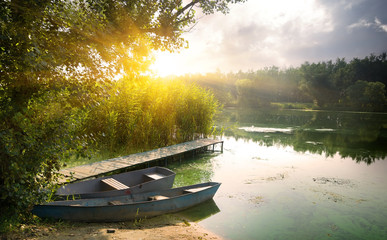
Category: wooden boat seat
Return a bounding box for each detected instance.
[108,200,125,205]
[108,199,133,205]
[148,195,169,201]
[183,186,211,194]
[144,173,165,181]
[101,178,129,190]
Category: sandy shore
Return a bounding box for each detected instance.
[11,214,223,240]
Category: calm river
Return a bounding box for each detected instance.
[169,108,387,240]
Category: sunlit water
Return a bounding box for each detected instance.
[168,109,387,240]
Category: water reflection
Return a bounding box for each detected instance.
[177,199,220,222]
[220,108,387,164]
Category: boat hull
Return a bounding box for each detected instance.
[33,182,221,222]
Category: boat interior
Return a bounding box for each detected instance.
[56,167,172,195]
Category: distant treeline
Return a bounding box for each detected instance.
[174,53,387,112]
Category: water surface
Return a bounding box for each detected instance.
[169,109,387,240]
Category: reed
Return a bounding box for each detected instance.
[84,77,220,155]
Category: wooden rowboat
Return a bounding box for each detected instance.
[32,182,221,222]
[55,166,175,199]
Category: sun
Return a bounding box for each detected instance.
[149,51,184,77]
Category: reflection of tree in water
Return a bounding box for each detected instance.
[338,128,387,164]
[220,109,387,164]
[169,154,215,187]
[292,129,387,164]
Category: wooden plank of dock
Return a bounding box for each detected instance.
[59,138,223,182]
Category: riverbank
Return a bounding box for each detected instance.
[3,214,223,240]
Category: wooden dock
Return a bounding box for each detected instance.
[59,138,223,182]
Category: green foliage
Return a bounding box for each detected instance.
[0,89,86,231]
[300,61,339,107]
[299,54,387,109]
[345,80,386,111]
[175,81,219,141]
[85,78,219,152]
[171,71,239,107]
[236,79,263,107]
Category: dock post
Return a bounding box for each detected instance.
[221,141,223,153]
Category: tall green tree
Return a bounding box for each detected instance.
[345,80,386,111]
[236,79,263,107]
[299,61,338,107]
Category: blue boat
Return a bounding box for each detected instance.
[32,182,221,222]
[55,166,176,199]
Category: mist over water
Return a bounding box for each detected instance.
[170,109,387,240]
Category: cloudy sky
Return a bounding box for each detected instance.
[150,0,387,76]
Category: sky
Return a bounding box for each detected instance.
[150,0,387,76]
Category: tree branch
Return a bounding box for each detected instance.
[175,0,203,17]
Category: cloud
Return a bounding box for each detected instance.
[348,19,373,31]
[348,17,387,33]
[193,0,336,70]
[375,18,387,32]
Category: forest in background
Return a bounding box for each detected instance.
[175,52,387,112]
